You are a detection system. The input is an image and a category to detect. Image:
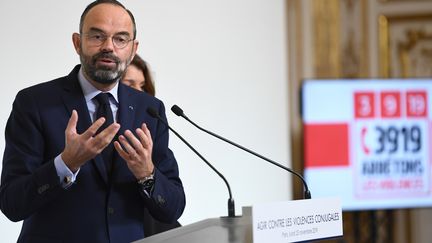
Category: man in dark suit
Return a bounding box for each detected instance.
[0,1,185,242]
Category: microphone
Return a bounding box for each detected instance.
[171,105,312,199]
[146,107,236,217]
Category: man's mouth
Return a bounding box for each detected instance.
[96,58,116,68]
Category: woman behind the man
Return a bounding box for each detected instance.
[122,54,156,96]
[122,54,181,237]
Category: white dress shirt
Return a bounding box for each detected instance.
[54,67,119,187]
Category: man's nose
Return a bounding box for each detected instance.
[100,37,115,52]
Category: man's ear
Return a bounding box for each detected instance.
[132,40,139,58]
[72,33,81,54]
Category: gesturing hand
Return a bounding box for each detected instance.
[114,123,154,180]
[61,110,121,172]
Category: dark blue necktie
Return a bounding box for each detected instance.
[94,93,114,175]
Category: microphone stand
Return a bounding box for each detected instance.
[147,107,236,217]
[171,105,311,199]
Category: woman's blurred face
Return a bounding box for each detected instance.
[122,64,145,91]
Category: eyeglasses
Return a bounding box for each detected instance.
[83,32,134,49]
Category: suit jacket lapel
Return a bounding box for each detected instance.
[60,65,109,185]
[110,84,137,176]
[117,83,136,138]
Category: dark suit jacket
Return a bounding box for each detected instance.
[0,65,186,243]
[143,208,181,237]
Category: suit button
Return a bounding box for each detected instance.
[157,195,166,205]
[37,184,50,194]
[108,207,114,215]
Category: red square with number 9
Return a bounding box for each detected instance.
[354,92,375,119]
[380,91,401,118]
[406,91,427,118]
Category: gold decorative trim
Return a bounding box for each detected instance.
[312,0,369,78]
[378,13,432,78]
[398,29,432,77]
[312,0,341,78]
[380,0,431,2]
[379,15,390,77]
[361,0,369,77]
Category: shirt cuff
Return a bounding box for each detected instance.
[54,154,79,188]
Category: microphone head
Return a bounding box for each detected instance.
[147,107,159,118]
[171,105,184,117]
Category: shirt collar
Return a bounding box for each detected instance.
[78,67,119,103]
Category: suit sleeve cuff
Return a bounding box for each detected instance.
[54,154,80,188]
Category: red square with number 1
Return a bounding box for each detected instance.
[406,91,427,118]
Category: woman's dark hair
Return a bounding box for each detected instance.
[130,55,156,96]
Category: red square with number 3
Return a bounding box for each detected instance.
[354,92,375,119]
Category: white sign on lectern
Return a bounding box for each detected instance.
[252,197,343,243]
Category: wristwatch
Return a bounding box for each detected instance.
[137,173,155,195]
